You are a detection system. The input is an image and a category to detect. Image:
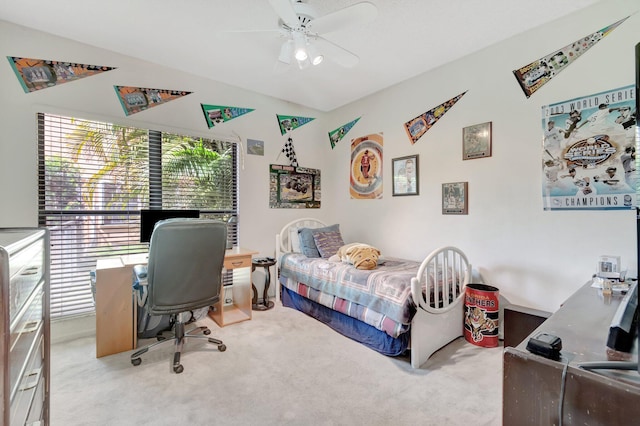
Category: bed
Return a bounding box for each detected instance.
[275,218,471,369]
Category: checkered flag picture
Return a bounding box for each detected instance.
[282,137,299,167]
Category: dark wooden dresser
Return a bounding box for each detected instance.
[503,280,640,425]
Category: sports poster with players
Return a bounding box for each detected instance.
[542,84,637,211]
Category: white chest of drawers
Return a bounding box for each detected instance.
[1,228,50,426]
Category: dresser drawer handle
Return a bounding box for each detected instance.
[230,261,244,267]
[20,367,42,391]
[22,320,41,333]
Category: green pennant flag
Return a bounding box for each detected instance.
[276,114,315,135]
[201,104,255,128]
[329,117,361,149]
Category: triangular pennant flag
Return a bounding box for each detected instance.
[281,137,299,167]
[114,86,192,116]
[201,104,255,128]
[329,117,361,149]
[276,114,315,135]
[513,16,629,98]
[404,91,467,145]
[7,56,116,93]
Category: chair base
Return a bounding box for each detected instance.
[131,319,226,373]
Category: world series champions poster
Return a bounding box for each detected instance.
[542,84,638,211]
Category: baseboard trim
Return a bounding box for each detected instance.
[51,314,96,345]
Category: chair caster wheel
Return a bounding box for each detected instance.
[174,364,184,374]
[131,358,142,366]
[203,329,211,335]
[218,344,227,352]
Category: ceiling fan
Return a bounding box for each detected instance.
[266,0,378,69]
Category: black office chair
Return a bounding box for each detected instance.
[130,218,228,373]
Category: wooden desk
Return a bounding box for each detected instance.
[209,247,257,327]
[95,253,147,358]
[94,248,256,358]
[503,281,640,425]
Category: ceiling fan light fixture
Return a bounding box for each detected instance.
[292,32,308,61]
[278,39,293,64]
[296,56,310,70]
[294,48,308,61]
[306,43,323,66]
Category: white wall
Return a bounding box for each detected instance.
[0,19,332,262]
[325,0,640,311]
[1,0,640,320]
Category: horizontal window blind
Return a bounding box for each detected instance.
[38,113,238,319]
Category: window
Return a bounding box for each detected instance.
[38,113,238,319]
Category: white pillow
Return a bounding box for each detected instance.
[289,227,301,253]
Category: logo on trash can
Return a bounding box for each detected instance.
[465,306,497,342]
[464,284,499,347]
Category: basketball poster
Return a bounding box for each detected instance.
[350,133,383,199]
[542,84,637,210]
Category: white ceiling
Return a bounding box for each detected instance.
[0,0,603,112]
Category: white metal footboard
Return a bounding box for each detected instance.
[409,246,470,368]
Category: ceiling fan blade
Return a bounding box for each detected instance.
[268,0,299,28]
[308,2,377,35]
[315,36,359,68]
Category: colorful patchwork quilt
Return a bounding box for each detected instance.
[279,253,421,331]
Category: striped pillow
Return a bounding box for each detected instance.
[312,230,345,259]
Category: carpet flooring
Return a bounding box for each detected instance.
[50,304,503,425]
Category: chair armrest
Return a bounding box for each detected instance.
[132,264,149,306]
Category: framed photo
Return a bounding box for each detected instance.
[392,155,419,196]
[269,164,321,209]
[597,255,621,278]
[463,121,492,160]
[442,182,468,215]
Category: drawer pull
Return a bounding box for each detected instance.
[20,367,42,391]
[231,261,243,267]
[22,320,41,333]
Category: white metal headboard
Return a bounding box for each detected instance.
[275,217,327,261]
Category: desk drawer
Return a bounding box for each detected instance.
[224,256,251,270]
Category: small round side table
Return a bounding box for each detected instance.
[251,257,277,311]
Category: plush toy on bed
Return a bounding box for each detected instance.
[329,242,381,270]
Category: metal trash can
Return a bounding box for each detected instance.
[464,283,499,347]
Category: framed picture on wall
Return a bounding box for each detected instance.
[392,155,419,196]
[442,182,468,215]
[463,121,492,160]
